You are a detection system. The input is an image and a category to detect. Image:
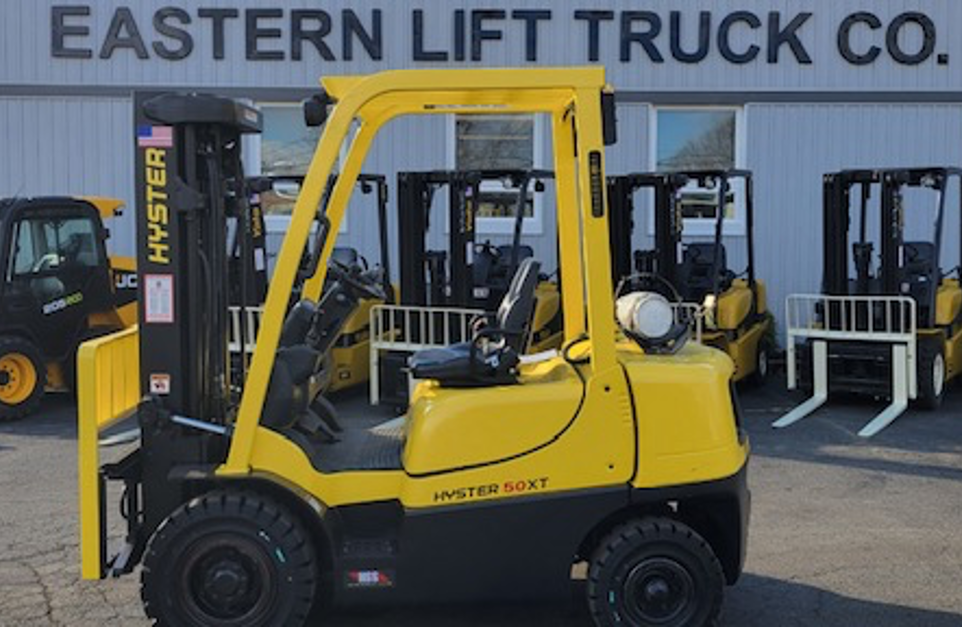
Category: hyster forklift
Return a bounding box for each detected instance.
[776,168,962,436]
[0,196,136,419]
[374,169,564,406]
[397,168,562,345]
[250,173,394,394]
[79,69,749,627]
[607,170,773,383]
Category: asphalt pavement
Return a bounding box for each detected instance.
[1,381,961,626]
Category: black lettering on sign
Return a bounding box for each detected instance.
[412,9,446,61]
[246,8,284,61]
[718,11,761,64]
[887,12,936,65]
[343,9,382,61]
[291,10,334,61]
[471,9,505,62]
[153,7,193,61]
[453,9,466,61]
[100,7,149,59]
[197,8,239,60]
[512,9,551,62]
[670,11,711,63]
[575,10,614,62]
[51,5,92,59]
[620,11,663,63]
[767,12,812,64]
[838,12,882,65]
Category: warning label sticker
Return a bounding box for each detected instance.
[149,373,171,395]
[144,274,174,323]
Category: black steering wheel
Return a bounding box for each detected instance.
[328,260,386,301]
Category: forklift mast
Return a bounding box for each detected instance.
[822,168,962,328]
[134,92,261,420]
[397,169,552,308]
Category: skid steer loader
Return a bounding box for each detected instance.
[78,69,749,627]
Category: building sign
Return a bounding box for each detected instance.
[51,5,947,67]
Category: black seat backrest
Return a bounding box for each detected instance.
[680,243,728,301]
[495,258,541,350]
[495,244,534,264]
[279,300,317,347]
[331,246,360,270]
[903,241,938,322]
[903,241,937,278]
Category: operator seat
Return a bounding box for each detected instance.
[679,243,730,302]
[902,241,938,320]
[409,258,541,387]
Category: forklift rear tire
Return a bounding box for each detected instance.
[587,517,724,627]
[142,490,317,627]
[917,338,946,410]
[748,340,771,387]
[0,336,46,422]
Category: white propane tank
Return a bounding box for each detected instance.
[615,292,674,341]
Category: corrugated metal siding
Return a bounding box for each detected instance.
[5,0,962,92]
[747,103,962,335]
[0,96,135,255]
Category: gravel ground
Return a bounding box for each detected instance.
[1,381,961,626]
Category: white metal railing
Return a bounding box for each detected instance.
[775,294,917,438]
[369,304,483,405]
[228,306,264,356]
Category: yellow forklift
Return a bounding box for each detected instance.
[249,173,394,394]
[608,170,773,383]
[0,196,136,419]
[79,69,750,627]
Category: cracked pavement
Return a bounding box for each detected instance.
[1,385,961,626]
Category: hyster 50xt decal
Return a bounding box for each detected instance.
[433,477,549,503]
[144,147,170,264]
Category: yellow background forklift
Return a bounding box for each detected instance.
[608,170,773,383]
[79,69,749,627]
[0,196,135,419]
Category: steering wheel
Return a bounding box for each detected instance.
[328,260,386,301]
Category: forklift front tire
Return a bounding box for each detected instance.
[917,338,946,410]
[587,517,724,627]
[748,340,771,387]
[0,336,46,421]
[141,490,318,627]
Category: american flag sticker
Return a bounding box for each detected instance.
[137,125,173,148]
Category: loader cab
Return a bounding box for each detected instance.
[0,197,115,360]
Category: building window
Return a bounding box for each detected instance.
[254,103,348,233]
[651,107,746,235]
[448,115,544,234]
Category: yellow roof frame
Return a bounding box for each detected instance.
[222,68,617,474]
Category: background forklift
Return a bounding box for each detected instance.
[607,170,773,383]
[79,70,749,627]
[783,167,962,418]
[373,169,564,406]
[248,172,394,394]
[0,196,136,419]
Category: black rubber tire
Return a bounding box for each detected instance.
[917,337,946,411]
[587,517,725,627]
[142,490,317,627]
[0,336,46,422]
[748,338,771,387]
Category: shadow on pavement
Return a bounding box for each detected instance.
[0,393,79,441]
[725,573,962,627]
[738,379,962,482]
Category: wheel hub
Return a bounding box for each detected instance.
[0,353,36,405]
[624,557,695,624]
[934,353,945,397]
[205,559,250,600]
